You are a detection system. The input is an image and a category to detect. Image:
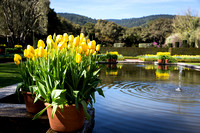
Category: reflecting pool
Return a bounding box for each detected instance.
[93,64,200,133]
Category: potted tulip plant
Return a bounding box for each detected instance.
[14,44,46,113]
[111,54,118,62]
[106,53,112,62]
[31,33,104,132]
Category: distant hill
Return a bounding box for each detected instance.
[58,13,175,28]
[107,15,175,27]
[58,13,97,26]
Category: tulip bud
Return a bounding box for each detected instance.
[47,35,52,40]
[24,49,28,58]
[96,44,100,51]
[27,45,34,54]
[69,35,74,42]
[73,37,79,47]
[56,35,63,43]
[87,39,90,44]
[63,33,69,42]
[58,41,65,50]
[37,39,45,48]
[76,53,81,63]
[80,33,84,43]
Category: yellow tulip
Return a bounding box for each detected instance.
[87,39,90,44]
[96,44,100,51]
[38,47,45,57]
[69,35,74,42]
[27,51,34,58]
[63,33,69,42]
[37,39,45,48]
[24,49,28,58]
[82,43,88,52]
[56,35,63,43]
[73,37,79,47]
[80,33,84,43]
[27,45,34,54]
[92,40,96,49]
[76,53,81,63]
[14,54,22,61]
[88,41,96,49]
[47,35,52,40]
[58,41,65,50]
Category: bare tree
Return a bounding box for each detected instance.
[1,0,49,47]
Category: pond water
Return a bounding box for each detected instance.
[93,64,200,133]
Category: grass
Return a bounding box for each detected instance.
[186,63,200,66]
[0,62,22,88]
[124,56,139,59]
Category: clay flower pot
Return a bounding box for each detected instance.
[157,59,163,64]
[45,103,85,132]
[23,92,45,113]
[165,59,169,64]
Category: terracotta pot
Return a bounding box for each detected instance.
[165,59,169,64]
[107,59,111,62]
[157,59,163,64]
[23,92,45,113]
[45,103,85,132]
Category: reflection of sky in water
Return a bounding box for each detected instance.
[93,64,200,133]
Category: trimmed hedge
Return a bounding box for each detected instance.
[100,47,200,56]
[100,47,168,56]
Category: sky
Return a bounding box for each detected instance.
[50,0,200,19]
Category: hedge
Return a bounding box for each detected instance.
[100,47,168,56]
[100,47,200,56]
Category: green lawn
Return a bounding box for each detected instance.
[186,63,200,66]
[0,63,22,88]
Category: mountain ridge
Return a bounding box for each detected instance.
[58,12,175,28]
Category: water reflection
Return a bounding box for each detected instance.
[94,64,200,133]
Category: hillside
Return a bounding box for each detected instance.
[58,13,97,26]
[108,15,175,28]
[58,13,175,28]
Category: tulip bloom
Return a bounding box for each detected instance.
[27,45,34,54]
[56,35,63,43]
[76,53,81,63]
[63,33,69,42]
[24,49,28,58]
[37,39,45,48]
[69,35,74,42]
[96,44,100,51]
[58,41,65,50]
[73,37,79,47]
[38,47,45,57]
[14,54,22,65]
[87,39,90,44]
